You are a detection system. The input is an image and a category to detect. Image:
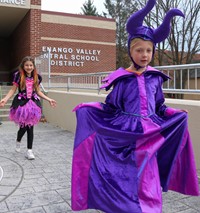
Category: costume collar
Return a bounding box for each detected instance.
[101,66,169,90]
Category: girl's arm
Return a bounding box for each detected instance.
[36,87,56,107]
[155,77,187,116]
[0,85,17,107]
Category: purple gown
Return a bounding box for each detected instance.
[71,66,199,213]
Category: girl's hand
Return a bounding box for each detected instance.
[0,99,7,107]
[49,99,56,107]
[165,107,188,116]
[180,109,188,113]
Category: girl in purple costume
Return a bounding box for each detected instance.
[71,0,199,212]
[0,56,56,160]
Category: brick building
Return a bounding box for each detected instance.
[0,0,116,84]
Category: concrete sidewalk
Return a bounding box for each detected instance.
[0,121,199,213]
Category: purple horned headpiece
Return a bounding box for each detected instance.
[126,0,185,69]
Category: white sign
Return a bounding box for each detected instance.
[0,0,26,5]
[42,46,101,67]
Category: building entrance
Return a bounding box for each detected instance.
[0,0,117,81]
[0,0,32,84]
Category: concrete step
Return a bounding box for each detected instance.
[0,108,11,121]
[0,86,12,95]
[0,108,10,115]
[0,114,10,121]
[0,103,11,109]
[0,86,15,121]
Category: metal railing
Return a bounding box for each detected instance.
[41,63,200,95]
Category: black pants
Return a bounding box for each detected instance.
[17,126,34,149]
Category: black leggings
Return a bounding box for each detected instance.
[17,126,34,149]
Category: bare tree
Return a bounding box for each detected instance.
[103,0,200,92]
[141,0,200,99]
[104,0,138,68]
[143,0,200,65]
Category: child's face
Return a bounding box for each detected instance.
[130,39,153,68]
[23,61,34,76]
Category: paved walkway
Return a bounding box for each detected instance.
[0,121,199,213]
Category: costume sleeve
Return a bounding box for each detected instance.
[155,76,167,116]
[155,76,183,116]
[72,102,102,111]
[104,80,124,111]
[12,71,20,87]
[73,74,126,112]
[72,88,121,112]
[38,74,42,84]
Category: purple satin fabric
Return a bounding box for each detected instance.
[72,133,96,209]
[71,67,199,213]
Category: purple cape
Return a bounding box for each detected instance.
[71,66,199,213]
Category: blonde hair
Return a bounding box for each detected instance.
[130,38,142,49]
[130,38,153,50]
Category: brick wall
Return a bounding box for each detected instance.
[31,0,41,5]
[41,11,116,74]
[41,23,115,43]
[30,0,41,56]
[41,40,116,73]
[30,9,41,56]
[1,1,116,81]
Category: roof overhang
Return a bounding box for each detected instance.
[0,0,31,38]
